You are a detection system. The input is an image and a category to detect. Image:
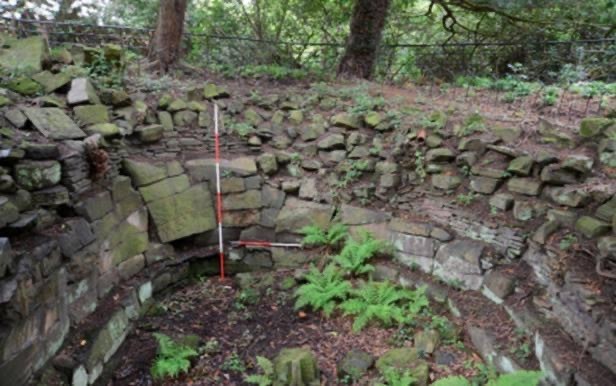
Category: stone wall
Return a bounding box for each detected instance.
[1,36,615,384]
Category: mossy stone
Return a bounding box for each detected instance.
[273,347,319,386]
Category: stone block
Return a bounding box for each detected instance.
[275,198,334,233]
[391,233,435,258]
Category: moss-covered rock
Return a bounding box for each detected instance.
[14,161,61,191]
[0,36,47,75]
[580,117,614,138]
[6,76,41,96]
[375,348,429,386]
[73,104,109,126]
[273,347,319,386]
[575,216,611,239]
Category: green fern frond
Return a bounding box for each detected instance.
[244,356,274,386]
[376,367,417,386]
[333,231,385,275]
[431,375,471,386]
[150,333,198,380]
[340,281,418,332]
[488,370,543,386]
[294,264,351,317]
[300,223,348,248]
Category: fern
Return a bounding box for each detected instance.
[294,263,351,316]
[433,371,543,386]
[300,222,348,248]
[150,333,199,380]
[488,370,543,386]
[431,375,471,386]
[406,285,430,317]
[333,231,386,275]
[245,356,274,386]
[340,281,417,332]
[375,367,417,386]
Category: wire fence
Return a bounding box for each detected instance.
[1,16,615,84]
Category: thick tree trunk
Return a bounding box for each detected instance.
[148,0,188,73]
[337,0,391,79]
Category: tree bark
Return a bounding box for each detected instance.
[148,0,188,73]
[337,0,391,79]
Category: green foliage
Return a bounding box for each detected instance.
[433,370,543,386]
[375,367,417,386]
[336,159,371,189]
[86,50,123,88]
[431,375,471,386]
[348,93,386,116]
[300,222,348,248]
[222,352,246,372]
[419,111,448,132]
[150,333,198,380]
[333,231,387,275]
[542,86,560,106]
[456,192,476,206]
[294,263,351,317]
[229,121,255,138]
[455,112,485,137]
[559,233,578,250]
[340,282,428,332]
[245,356,274,386]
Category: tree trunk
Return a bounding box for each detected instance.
[148,0,188,73]
[337,0,391,79]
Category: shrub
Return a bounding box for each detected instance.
[294,263,351,317]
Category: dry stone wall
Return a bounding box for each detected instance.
[0,36,615,385]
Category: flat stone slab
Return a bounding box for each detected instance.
[275,198,334,233]
[22,107,85,140]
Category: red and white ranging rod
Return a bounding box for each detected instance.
[212,103,304,279]
[213,103,225,279]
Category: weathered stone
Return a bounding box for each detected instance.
[575,216,610,239]
[185,157,257,181]
[31,70,72,93]
[300,124,325,141]
[434,240,484,290]
[492,126,522,142]
[289,110,304,125]
[173,110,197,126]
[338,350,374,380]
[136,124,164,143]
[513,200,534,221]
[85,123,120,138]
[14,160,61,191]
[276,198,334,233]
[532,220,560,244]
[415,329,440,354]
[540,164,578,185]
[257,153,278,175]
[331,113,361,129]
[317,133,345,150]
[562,155,593,175]
[273,347,319,386]
[580,117,613,137]
[85,310,129,370]
[391,233,435,257]
[123,159,167,187]
[299,178,318,200]
[376,348,429,386]
[431,174,461,190]
[547,187,590,208]
[5,109,28,129]
[6,76,41,96]
[426,148,455,163]
[117,254,145,279]
[547,209,577,227]
[223,190,263,210]
[318,150,347,165]
[482,271,515,304]
[24,143,59,160]
[23,107,85,140]
[596,197,616,222]
[203,83,229,99]
[507,178,542,196]
[388,219,431,237]
[67,78,101,105]
[0,238,11,277]
[470,176,500,194]
[148,184,216,242]
[471,165,505,179]
[167,99,187,112]
[0,197,19,228]
[341,204,391,225]
[75,191,113,221]
[0,35,47,75]
[139,175,190,203]
[508,155,534,176]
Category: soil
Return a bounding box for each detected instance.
[104,268,501,386]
